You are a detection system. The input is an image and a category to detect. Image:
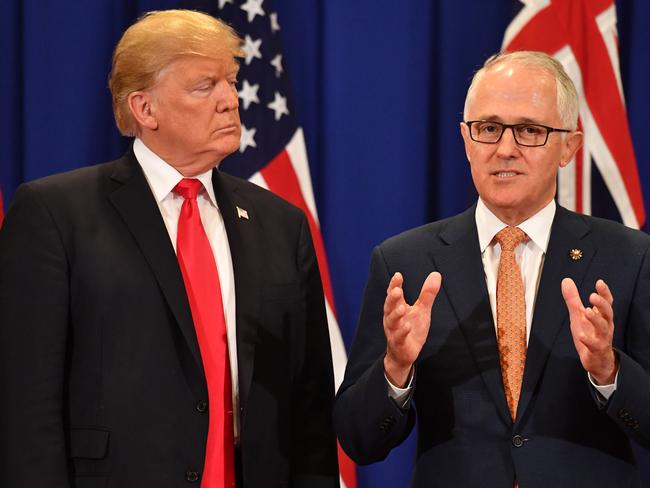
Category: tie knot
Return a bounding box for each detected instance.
[495,226,528,252]
[173,178,204,200]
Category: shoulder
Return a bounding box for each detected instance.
[556,206,650,251]
[18,158,124,200]
[9,157,130,217]
[216,170,306,221]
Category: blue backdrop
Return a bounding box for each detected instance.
[1,1,649,487]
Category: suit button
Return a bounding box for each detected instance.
[512,435,525,448]
[186,471,200,482]
[195,400,208,413]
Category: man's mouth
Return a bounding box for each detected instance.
[215,124,239,132]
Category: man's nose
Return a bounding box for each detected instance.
[216,82,239,112]
[495,127,520,157]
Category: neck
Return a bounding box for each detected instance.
[138,136,220,177]
[485,199,554,227]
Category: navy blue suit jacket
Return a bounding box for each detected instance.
[335,205,650,487]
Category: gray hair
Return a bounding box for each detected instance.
[463,51,579,130]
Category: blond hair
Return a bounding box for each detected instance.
[109,9,243,136]
[463,51,579,130]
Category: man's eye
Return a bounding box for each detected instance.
[478,123,499,134]
[520,125,543,135]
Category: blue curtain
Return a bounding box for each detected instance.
[1,1,649,487]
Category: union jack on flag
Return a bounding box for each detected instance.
[209,1,356,486]
[503,0,645,228]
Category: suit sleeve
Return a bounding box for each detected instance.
[333,246,416,465]
[604,243,650,448]
[290,214,340,488]
[0,184,72,486]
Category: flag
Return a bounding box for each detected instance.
[209,1,357,486]
[503,0,645,228]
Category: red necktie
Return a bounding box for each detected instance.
[174,178,235,487]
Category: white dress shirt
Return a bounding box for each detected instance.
[388,198,616,404]
[133,138,240,438]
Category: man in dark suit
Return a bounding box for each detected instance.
[334,51,650,487]
[0,10,339,488]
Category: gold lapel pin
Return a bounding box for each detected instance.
[569,248,583,261]
[236,206,249,220]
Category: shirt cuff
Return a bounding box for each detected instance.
[588,369,618,401]
[385,368,415,408]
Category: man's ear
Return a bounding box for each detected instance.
[559,130,583,168]
[127,91,158,131]
[460,122,472,163]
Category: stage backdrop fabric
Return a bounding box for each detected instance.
[1,1,649,487]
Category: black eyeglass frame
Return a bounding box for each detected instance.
[464,120,572,147]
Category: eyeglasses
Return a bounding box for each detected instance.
[464,120,571,147]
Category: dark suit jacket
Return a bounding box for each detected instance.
[334,205,650,487]
[0,151,339,488]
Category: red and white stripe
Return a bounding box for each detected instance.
[249,128,357,488]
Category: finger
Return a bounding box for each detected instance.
[384,275,406,315]
[583,310,614,351]
[387,272,404,294]
[574,312,611,353]
[389,320,411,345]
[572,325,600,352]
[561,278,584,318]
[595,279,613,306]
[416,272,442,311]
[589,292,613,325]
[384,302,408,330]
[584,306,611,335]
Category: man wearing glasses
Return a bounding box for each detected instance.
[335,51,650,487]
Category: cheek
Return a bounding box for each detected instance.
[467,146,493,171]
[468,161,488,194]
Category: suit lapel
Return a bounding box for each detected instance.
[516,207,595,423]
[212,170,262,425]
[107,153,205,388]
[431,207,512,426]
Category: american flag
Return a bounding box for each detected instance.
[203,1,356,486]
[503,0,645,228]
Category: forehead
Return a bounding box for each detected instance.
[158,55,239,84]
[467,62,559,123]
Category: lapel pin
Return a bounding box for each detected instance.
[569,248,583,261]
[236,206,249,220]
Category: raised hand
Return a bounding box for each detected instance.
[561,277,618,385]
[383,271,442,387]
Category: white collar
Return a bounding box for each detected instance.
[133,138,218,206]
[475,197,556,253]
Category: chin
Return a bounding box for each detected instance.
[207,140,240,159]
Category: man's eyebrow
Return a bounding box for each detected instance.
[473,115,545,124]
[187,75,216,85]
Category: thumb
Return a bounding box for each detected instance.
[416,271,442,311]
[561,277,584,317]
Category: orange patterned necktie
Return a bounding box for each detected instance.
[495,226,529,421]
